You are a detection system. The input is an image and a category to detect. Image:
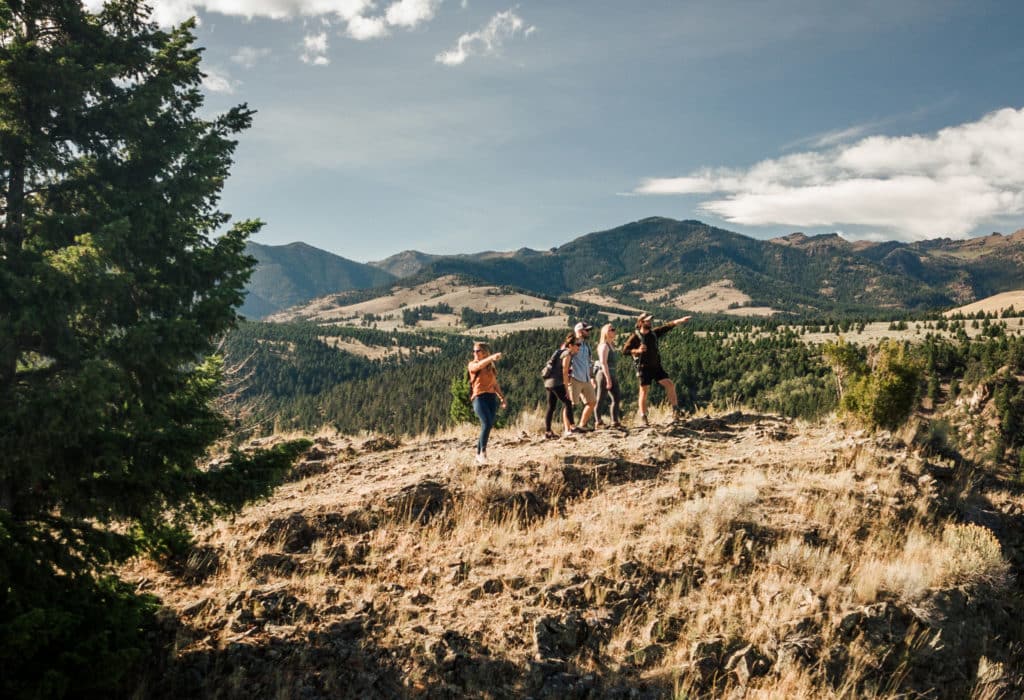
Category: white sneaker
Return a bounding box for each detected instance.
[475,453,488,465]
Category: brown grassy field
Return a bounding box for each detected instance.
[125,406,1024,698]
[944,291,1024,318]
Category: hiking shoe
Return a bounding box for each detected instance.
[564,427,585,437]
[474,453,488,465]
[612,422,627,431]
[638,414,649,427]
[595,420,608,430]
[544,430,557,439]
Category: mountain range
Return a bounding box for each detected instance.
[240,242,395,319]
[241,218,1024,319]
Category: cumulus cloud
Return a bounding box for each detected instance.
[435,9,534,66]
[138,1,375,25]
[231,46,271,68]
[633,107,1024,240]
[120,1,448,59]
[300,32,330,65]
[201,66,238,93]
[385,0,442,28]
[345,14,389,40]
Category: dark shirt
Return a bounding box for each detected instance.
[622,324,675,369]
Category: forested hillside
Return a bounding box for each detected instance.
[241,242,396,318]
[221,315,1024,466]
[222,320,850,436]
[255,219,1024,321]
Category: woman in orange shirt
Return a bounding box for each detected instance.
[467,342,507,465]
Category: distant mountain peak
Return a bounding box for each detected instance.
[241,241,395,319]
[771,231,847,248]
[369,250,440,279]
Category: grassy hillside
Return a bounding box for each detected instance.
[123,407,1024,698]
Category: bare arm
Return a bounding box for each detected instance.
[598,343,612,388]
[467,351,502,373]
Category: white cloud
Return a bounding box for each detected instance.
[85,0,456,67]
[300,32,330,65]
[231,46,271,68]
[783,123,876,151]
[201,66,238,93]
[126,1,447,61]
[385,0,442,28]
[346,14,389,40]
[435,9,534,66]
[142,1,378,25]
[634,107,1024,240]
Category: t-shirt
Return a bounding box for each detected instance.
[570,340,591,381]
[623,324,674,370]
[469,362,500,399]
[543,348,568,389]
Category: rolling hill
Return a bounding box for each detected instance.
[240,242,396,319]
[246,219,1024,321]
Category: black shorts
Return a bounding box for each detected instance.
[637,365,669,387]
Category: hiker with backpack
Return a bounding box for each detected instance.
[622,312,693,426]
[468,341,506,465]
[541,333,582,438]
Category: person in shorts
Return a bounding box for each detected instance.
[622,312,692,425]
[568,321,597,431]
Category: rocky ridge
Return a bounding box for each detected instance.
[126,411,1024,698]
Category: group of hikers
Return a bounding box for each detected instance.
[467,312,693,464]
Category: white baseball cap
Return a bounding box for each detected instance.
[574,322,593,333]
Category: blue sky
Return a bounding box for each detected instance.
[110,1,1024,261]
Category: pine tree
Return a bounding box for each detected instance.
[0,3,306,696]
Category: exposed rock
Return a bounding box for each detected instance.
[690,637,727,682]
[361,435,401,452]
[258,513,316,553]
[409,590,433,606]
[648,614,686,643]
[725,643,771,685]
[172,544,221,583]
[248,552,298,577]
[627,643,666,669]
[482,578,504,595]
[383,479,451,523]
[534,613,589,659]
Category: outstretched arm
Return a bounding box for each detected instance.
[468,351,503,373]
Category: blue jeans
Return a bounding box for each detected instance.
[472,393,499,454]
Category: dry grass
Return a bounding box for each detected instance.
[123,411,1023,698]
